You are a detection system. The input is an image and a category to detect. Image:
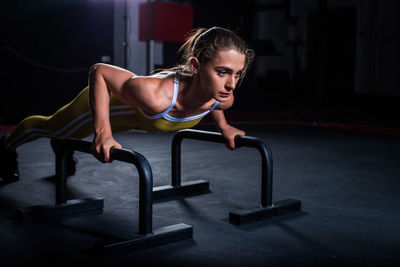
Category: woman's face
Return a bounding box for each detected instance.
[198,49,245,102]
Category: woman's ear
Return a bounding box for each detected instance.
[189,57,200,74]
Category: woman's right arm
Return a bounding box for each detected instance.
[88,63,136,163]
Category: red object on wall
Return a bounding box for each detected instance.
[139,2,193,42]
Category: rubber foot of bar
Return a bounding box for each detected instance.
[92,223,193,254]
[15,197,104,221]
[229,199,302,225]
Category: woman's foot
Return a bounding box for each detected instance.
[0,136,19,183]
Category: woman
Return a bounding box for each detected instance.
[0,26,255,183]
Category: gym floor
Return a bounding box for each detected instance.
[1,124,399,266]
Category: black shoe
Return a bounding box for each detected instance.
[0,136,19,183]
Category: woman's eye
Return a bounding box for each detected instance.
[217,71,226,76]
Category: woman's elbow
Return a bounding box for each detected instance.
[89,63,108,84]
[89,63,105,75]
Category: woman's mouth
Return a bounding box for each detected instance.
[219,92,231,98]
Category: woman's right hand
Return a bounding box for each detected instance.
[91,133,122,163]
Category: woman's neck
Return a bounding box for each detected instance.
[178,76,213,110]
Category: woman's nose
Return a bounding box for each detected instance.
[225,76,236,91]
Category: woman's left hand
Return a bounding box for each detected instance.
[221,125,246,150]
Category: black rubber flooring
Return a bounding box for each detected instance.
[1,124,399,266]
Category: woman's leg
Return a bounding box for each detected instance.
[1,86,139,181]
[3,86,139,152]
[0,87,94,182]
[3,87,94,152]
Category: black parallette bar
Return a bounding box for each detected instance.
[50,138,153,235]
[17,138,193,253]
[171,129,273,207]
[153,180,210,201]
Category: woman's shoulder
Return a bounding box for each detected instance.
[127,72,175,94]
[122,73,175,115]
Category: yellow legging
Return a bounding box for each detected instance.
[4,86,141,151]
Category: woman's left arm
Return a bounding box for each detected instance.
[211,109,245,150]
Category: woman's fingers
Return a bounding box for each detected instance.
[225,129,245,150]
[98,141,122,163]
[228,137,236,150]
[91,143,109,163]
[90,144,102,162]
[102,145,111,163]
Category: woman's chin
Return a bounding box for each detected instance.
[215,95,230,102]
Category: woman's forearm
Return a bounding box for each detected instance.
[88,64,112,138]
[211,109,245,150]
[211,109,229,131]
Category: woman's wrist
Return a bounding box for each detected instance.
[217,121,231,132]
[94,127,112,139]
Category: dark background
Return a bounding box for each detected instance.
[1,0,399,127]
[1,0,113,123]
